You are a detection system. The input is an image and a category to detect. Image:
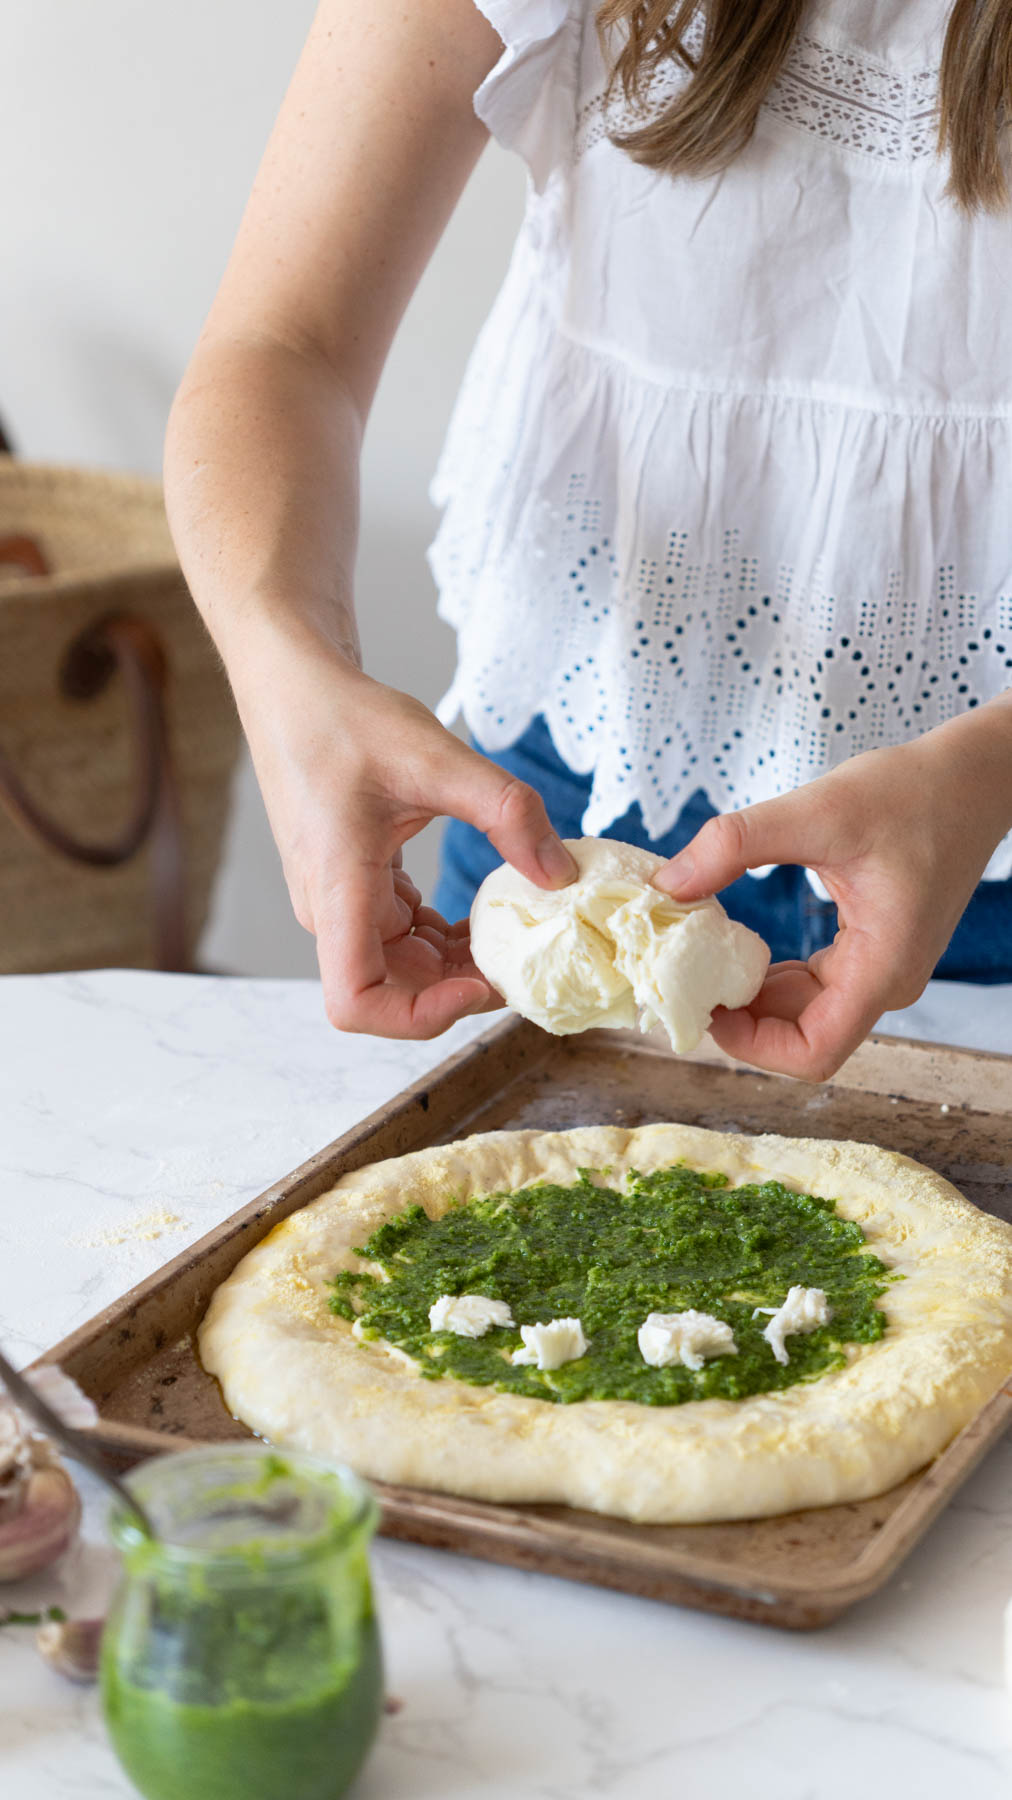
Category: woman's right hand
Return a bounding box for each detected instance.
[232,627,577,1039]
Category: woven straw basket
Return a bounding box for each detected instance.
[0,457,241,973]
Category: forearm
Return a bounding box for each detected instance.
[163,0,500,703]
[164,333,364,689]
[920,689,1012,852]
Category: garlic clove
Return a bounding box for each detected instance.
[20,1366,100,1432]
[36,1615,104,1684]
[0,1466,81,1583]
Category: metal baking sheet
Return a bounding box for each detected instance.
[33,1018,1012,1628]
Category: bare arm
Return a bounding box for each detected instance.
[166,0,576,1035]
[167,0,498,660]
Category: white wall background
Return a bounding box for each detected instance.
[1,1,524,975]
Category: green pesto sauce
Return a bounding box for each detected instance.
[100,1455,382,1800]
[328,1164,893,1405]
[102,1615,382,1800]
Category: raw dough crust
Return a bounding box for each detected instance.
[199,1125,1012,1524]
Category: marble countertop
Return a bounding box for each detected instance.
[3,970,1012,1799]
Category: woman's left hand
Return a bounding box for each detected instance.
[653,697,1012,1082]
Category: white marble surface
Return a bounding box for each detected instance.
[2,971,1012,1799]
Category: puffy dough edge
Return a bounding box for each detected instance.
[198,1124,1012,1524]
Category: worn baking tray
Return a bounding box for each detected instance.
[33,1017,1012,1629]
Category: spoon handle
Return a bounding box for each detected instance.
[0,1347,156,1540]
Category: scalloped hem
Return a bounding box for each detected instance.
[437,674,1012,887]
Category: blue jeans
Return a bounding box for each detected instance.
[434,716,1012,980]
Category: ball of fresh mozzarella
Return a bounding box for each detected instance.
[469,837,769,1055]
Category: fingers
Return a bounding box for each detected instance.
[389,905,504,1003]
[412,902,451,939]
[340,974,492,1036]
[326,958,490,1036]
[653,791,836,902]
[315,871,491,1039]
[388,902,468,967]
[434,741,578,890]
[392,865,422,911]
[706,936,894,1082]
[383,932,446,987]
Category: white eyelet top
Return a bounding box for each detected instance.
[429,0,1012,878]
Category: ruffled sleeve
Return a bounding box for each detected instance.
[472,0,583,189]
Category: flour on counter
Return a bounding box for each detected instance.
[70,1210,189,1251]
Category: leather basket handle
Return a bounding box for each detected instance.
[0,611,189,972]
[0,534,50,578]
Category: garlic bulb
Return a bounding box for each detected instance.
[0,1365,93,1583]
[0,1465,81,1582]
[36,1615,104,1684]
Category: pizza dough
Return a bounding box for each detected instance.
[469,838,769,1053]
[198,1125,1012,1524]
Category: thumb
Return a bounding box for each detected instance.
[433,738,578,890]
[653,795,816,901]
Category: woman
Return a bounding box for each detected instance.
[165,0,1012,1077]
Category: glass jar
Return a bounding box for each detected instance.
[100,1444,383,1800]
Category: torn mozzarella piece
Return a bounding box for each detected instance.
[469,837,769,1055]
[427,1294,514,1338]
[637,1310,738,1372]
[754,1286,831,1365]
[511,1317,588,1370]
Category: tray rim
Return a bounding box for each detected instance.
[66,1371,1012,1615]
[32,1018,1012,1625]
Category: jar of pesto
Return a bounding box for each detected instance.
[100,1444,383,1800]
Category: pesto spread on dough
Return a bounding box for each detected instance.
[327,1164,892,1405]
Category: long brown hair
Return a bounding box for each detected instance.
[596,0,1012,210]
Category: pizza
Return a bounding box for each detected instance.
[198,1124,1012,1524]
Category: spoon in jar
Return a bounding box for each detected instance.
[0,1346,157,1542]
